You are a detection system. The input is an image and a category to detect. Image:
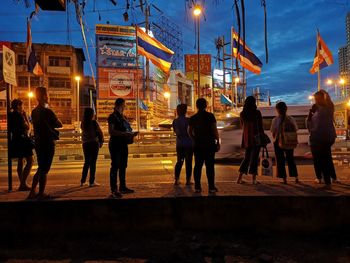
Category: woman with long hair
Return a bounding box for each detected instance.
[307,90,337,186]
[80,107,104,187]
[237,96,263,184]
[270,101,299,184]
[8,99,33,191]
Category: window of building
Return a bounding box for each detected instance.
[17,76,40,87]
[17,76,28,87]
[48,56,71,67]
[48,77,71,89]
[17,54,26,65]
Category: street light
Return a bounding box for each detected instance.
[75,76,81,124]
[28,91,34,115]
[308,95,314,104]
[234,77,240,109]
[193,4,202,100]
[339,78,346,98]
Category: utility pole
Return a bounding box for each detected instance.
[145,3,150,101]
[221,36,226,96]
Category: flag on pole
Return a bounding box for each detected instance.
[232,28,263,75]
[310,31,334,74]
[138,98,149,111]
[26,18,43,76]
[136,26,174,73]
[220,94,232,105]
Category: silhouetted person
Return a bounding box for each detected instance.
[307,90,337,186]
[108,98,137,198]
[80,107,104,187]
[8,99,33,191]
[173,104,193,185]
[237,96,262,184]
[270,101,299,184]
[28,87,62,199]
[188,98,220,193]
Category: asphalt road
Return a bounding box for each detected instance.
[1,156,349,188]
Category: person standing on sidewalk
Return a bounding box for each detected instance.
[28,87,62,199]
[237,96,263,185]
[80,107,104,187]
[188,98,220,193]
[307,90,337,187]
[8,99,34,191]
[270,101,299,184]
[172,104,193,186]
[108,98,137,198]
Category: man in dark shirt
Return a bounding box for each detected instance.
[28,87,62,200]
[188,98,220,193]
[108,98,137,198]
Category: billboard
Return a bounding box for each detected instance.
[98,68,142,99]
[0,42,11,91]
[184,54,211,75]
[96,24,137,68]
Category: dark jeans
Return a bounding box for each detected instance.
[81,141,99,184]
[274,143,298,178]
[174,145,193,181]
[193,148,215,190]
[311,144,336,184]
[35,141,55,175]
[109,142,128,192]
[239,146,261,175]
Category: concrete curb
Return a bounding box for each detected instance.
[1,196,350,236]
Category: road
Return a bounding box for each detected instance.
[1,156,349,189]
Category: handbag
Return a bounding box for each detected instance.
[254,121,271,146]
[278,117,298,150]
[260,147,273,176]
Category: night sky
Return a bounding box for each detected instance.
[0,0,348,104]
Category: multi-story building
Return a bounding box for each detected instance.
[10,42,85,124]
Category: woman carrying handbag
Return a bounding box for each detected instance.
[237,96,267,185]
[270,102,299,184]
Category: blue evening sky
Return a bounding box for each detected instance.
[0,0,349,104]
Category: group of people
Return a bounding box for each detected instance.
[234,90,337,186]
[173,90,337,189]
[8,86,338,200]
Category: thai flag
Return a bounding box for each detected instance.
[220,94,232,105]
[232,28,263,75]
[310,31,334,74]
[138,98,149,111]
[136,26,174,73]
[26,19,43,76]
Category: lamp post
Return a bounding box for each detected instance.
[75,76,81,123]
[28,91,34,115]
[339,78,346,98]
[326,79,337,99]
[164,91,170,116]
[193,4,202,100]
[234,77,240,109]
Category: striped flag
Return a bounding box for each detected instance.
[138,98,149,111]
[26,18,43,76]
[136,26,174,73]
[310,31,333,74]
[232,28,263,75]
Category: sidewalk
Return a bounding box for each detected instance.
[1,180,350,202]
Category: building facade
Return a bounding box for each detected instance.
[10,42,85,124]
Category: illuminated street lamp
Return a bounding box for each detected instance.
[193,4,202,99]
[28,91,34,114]
[75,76,81,123]
[347,99,350,107]
[308,95,314,104]
[339,78,346,98]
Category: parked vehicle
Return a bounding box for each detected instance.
[215,105,311,160]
